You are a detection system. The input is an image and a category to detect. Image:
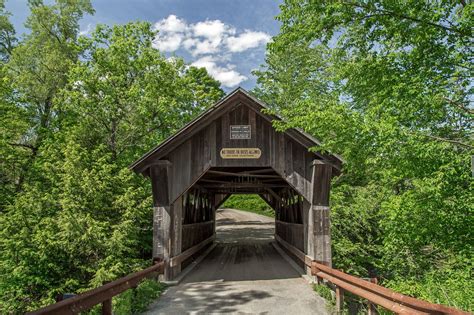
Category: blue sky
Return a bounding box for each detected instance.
[6,0,282,91]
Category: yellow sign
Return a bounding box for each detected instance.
[220,148,261,159]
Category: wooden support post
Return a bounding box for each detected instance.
[211,193,217,236]
[368,278,378,315]
[309,160,332,267]
[213,193,229,236]
[170,195,182,279]
[335,286,344,313]
[150,161,182,280]
[102,298,112,315]
[302,198,312,276]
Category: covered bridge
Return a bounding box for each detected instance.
[130,88,343,280]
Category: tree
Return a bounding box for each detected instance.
[0,0,16,61]
[0,18,223,312]
[2,0,93,195]
[255,0,473,309]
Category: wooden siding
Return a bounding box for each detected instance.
[156,102,315,203]
[275,220,304,251]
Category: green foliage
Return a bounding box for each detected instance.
[0,2,223,312]
[0,0,16,60]
[313,284,335,314]
[222,194,275,217]
[255,0,473,311]
[112,279,166,315]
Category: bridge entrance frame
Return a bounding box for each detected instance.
[131,88,343,280]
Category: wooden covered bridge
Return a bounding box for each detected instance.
[32,89,469,315]
[129,87,342,280]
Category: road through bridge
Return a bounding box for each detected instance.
[144,208,328,314]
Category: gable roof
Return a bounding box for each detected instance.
[130,87,343,174]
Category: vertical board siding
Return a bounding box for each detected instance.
[181,221,214,251]
[154,102,316,206]
[275,220,304,251]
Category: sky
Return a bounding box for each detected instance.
[5,0,283,91]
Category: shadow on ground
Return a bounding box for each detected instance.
[143,209,328,315]
[158,282,273,314]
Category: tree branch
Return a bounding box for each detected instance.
[412,133,474,149]
[343,1,470,37]
[443,97,474,115]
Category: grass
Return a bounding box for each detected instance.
[313,284,336,314]
[221,194,275,218]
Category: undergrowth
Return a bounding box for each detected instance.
[221,194,275,217]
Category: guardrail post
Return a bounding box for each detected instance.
[368,278,378,315]
[102,298,112,315]
[335,286,344,313]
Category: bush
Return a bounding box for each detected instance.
[221,194,274,217]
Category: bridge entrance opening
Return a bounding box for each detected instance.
[131,88,342,281]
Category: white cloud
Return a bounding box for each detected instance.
[192,56,247,88]
[152,15,189,52]
[152,15,270,56]
[153,33,184,52]
[152,15,270,88]
[154,15,187,33]
[192,39,221,56]
[193,20,234,40]
[182,38,197,50]
[226,31,271,52]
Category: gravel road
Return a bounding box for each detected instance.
[144,208,328,314]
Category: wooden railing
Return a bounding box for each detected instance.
[275,220,304,251]
[29,260,165,315]
[170,235,215,267]
[275,236,469,315]
[182,221,214,251]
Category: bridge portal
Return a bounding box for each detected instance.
[131,88,342,280]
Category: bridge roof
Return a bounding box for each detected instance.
[130,87,343,174]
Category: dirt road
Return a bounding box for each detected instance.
[144,209,328,314]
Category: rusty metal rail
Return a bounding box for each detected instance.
[29,260,165,315]
[275,236,469,315]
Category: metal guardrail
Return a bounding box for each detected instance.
[29,260,165,315]
[275,235,469,315]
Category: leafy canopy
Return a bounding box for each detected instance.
[255,0,473,310]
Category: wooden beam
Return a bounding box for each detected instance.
[275,234,313,267]
[199,179,230,184]
[150,162,172,279]
[169,235,215,267]
[214,194,230,209]
[236,168,274,174]
[265,187,283,202]
[149,161,182,280]
[201,183,288,189]
[206,170,281,179]
[258,193,273,208]
[260,178,287,183]
[210,190,266,194]
[311,160,332,267]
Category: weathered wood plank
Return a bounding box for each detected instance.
[170,235,215,267]
[311,160,332,267]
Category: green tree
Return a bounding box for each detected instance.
[0,0,15,61]
[255,0,473,310]
[0,17,223,312]
[2,0,93,196]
